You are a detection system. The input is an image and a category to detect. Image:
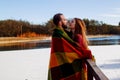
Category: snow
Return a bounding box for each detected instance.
[0,48,50,80]
[0,45,120,80]
[89,45,120,80]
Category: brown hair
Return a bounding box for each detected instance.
[74,18,88,47]
[74,18,86,35]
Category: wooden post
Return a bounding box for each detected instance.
[86,59,109,80]
[87,64,93,80]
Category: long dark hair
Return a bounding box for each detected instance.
[74,18,88,47]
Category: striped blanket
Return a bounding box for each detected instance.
[48,27,92,80]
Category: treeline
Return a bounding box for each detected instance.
[0,19,120,37]
[83,19,120,35]
[0,19,49,37]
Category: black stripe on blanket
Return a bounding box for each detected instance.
[50,59,82,80]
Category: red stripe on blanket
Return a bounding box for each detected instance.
[51,37,92,59]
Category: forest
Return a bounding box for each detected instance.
[0,19,120,37]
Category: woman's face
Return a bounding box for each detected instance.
[69,19,76,29]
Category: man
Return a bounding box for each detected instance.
[53,13,73,38]
[48,13,92,80]
[53,13,67,29]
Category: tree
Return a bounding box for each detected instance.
[45,19,55,35]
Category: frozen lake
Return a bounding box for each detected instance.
[1,35,120,51]
[0,45,120,80]
[88,35,120,45]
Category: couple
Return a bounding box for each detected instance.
[48,13,93,80]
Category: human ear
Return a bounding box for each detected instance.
[59,21,62,25]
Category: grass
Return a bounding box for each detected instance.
[0,37,51,46]
[87,34,114,38]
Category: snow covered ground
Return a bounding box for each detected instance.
[90,45,120,80]
[0,45,120,80]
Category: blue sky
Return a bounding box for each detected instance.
[0,0,120,25]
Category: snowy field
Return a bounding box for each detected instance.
[0,45,120,80]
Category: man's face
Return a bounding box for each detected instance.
[60,15,67,28]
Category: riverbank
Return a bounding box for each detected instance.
[0,37,50,42]
[0,35,117,47]
[0,35,113,43]
[87,34,114,38]
[0,37,51,46]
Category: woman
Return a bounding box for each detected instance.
[68,18,90,50]
[67,18,95,80]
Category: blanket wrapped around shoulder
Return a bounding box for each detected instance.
[48,27,92,80]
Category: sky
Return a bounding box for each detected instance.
[0,0,120,25]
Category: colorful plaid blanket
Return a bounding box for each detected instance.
[48,27,92,80]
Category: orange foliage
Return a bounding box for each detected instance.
[17,32,49,38]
